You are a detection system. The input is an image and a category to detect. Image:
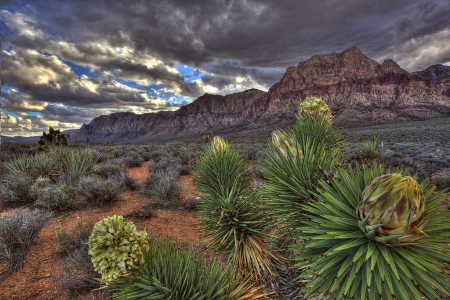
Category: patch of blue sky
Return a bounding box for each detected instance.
[27,112,43,117]
[1,109,20,118]
[175,64,202,82]
[62,59,101,77]
[1,85,18,92]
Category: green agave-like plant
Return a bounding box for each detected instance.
[62,149,100,182]
[4,153,56,178]
[259,134,344,230]
[193,137,284,286]
[294,162,450,300]
[106,237,246,300]
[5,148,99,183]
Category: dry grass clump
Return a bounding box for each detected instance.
[0,209,54,282]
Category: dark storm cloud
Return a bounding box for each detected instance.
[2,0,450,135]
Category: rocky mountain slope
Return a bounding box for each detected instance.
[70,46,450,143]
[413,64,450,85]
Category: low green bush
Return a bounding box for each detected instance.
[34,184,75,210]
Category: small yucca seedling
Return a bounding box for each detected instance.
[357,140,378,160]
[294,163,450,300]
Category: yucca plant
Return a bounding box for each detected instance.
[193,137,284,288]
[294,162,450,300]
[357,140,378,160]
[259,135,343,230]
[258,98,344,231]
[4,153,56,178]
[63,149,99,183]
[106,237,246,300]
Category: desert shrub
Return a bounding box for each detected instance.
[54,243,106,297]
[141,152,152,161]
[356,140,377,160]
[147,156,182,173]
[173,150,190,165]
[112,148,125,158]
[34,184,76,210]
[120,152,143,167]
[150,149,169,161]
[143,168,179,207]
[93,160,125,178]
[431,173,450,190]
[0,209,54,281]
[56,219,95,252]
[113,172,141,191]
[77,176,123,206]
[30,177,52,191]
[93,151,108,163]
[0,173,36,206]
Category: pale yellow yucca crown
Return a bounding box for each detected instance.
[88,215,149,283]
[298,97,332,122]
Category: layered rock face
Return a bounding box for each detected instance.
[71,46,450,143]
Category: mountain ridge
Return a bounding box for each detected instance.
[40,46,450,143]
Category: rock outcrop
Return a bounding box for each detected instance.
[71,46,450,143]
[413,64,450,85]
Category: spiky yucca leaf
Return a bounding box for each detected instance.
[193,139,285,286]
[106,237,245,300]
[294,162,450,300]
[259,136,343,230]
[4,153,56,178]
[193,138,252,199]
[63,149,100,183]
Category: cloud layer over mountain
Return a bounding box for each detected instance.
[1,0,449,136]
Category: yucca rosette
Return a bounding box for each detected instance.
[357,173,427,244]
[211,136,228,154]
[88,215,149,284]
[298,97,332,122]
[271,130,303,164]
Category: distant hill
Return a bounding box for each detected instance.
[1,129,78,144]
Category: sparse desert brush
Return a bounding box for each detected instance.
[120,151,143,167]
[0,209,54,281]
[0,173,36,206]
[56,218,95,252]
[34,184,76,210]
[93,160,125,178]
[76,176,123,206]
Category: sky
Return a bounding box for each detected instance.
[1,0,450,137]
